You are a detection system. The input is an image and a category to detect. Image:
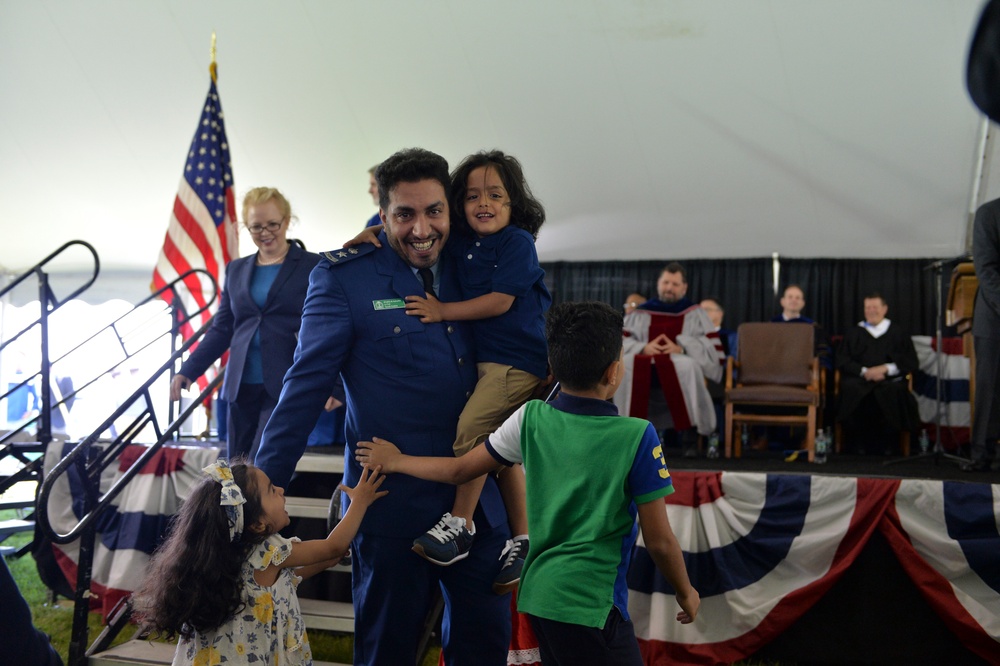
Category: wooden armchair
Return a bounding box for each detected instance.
[724,323,821,461]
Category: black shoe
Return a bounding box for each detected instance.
[960,459,990,472]
[493,537,528,595]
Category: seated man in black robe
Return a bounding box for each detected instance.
[836,293,920,454]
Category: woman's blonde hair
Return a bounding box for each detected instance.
[241,187,292,225]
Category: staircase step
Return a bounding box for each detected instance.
[0,518,33,538]
[285,496,330,520]
[300,598,355,633]
[0,498,34,511]
[89,639,349,665]
[294,449,345,474]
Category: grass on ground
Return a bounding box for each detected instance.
[6,509,780,666]
[3,509,441,665]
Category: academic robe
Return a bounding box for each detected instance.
[614,299,724,435]
[836,321,920,432]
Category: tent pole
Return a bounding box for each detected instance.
[966,116,994,254]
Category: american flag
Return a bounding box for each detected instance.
[151,67,237,388]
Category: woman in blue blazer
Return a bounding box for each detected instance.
[170,187,324,460]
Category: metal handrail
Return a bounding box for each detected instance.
[0,239,99,309]
[0,241,100,455]
[35,320,221,544]
[35,323,224,666]
[1,258,223,666]
[0,268,219,462]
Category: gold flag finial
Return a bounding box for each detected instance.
[209,32,217,83]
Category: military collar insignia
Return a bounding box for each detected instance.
[321,245,367,264]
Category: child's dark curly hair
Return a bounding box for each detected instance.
[450,150,545,240]
[546,301,623,391]
[131,462,267,640]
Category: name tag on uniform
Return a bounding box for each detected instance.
[372,299,406,310]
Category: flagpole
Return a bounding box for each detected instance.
[153,28,235,428]
[209,32,217,83]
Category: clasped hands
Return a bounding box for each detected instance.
[862,364,890,382]
[861,364,889,382]
[642,333,682,356]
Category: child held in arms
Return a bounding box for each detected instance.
[351,150,550,593]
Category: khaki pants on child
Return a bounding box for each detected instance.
[455,362,544,455]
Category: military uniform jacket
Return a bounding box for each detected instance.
[255,234,506,537]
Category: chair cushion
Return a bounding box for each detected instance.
[726,384,820,405]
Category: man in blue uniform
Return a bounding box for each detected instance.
[255,148,511,665]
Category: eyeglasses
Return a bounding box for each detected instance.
[246,218,285,235]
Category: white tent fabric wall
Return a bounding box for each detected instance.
[1,1,999,282]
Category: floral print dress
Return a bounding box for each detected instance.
[172,534,312,665]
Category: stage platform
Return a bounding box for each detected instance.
[665,448,994,483]
[627,445,999,665]
[36,440,999,666]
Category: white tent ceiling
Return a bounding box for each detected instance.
[1,0,998,293]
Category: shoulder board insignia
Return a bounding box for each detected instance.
[321,244,373,265]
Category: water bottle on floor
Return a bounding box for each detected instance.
[707,432,720,459]
[919,429,930,454]
[815,428,828,464]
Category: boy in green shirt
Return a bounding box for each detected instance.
[356,301,699,664]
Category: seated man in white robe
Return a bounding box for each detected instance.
[614,262,725,457]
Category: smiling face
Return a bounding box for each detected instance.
[657,270,688,303]
[780,286,805,318]
[864,297,888,326]
[463,165,512,238]
[381,179,450,269]
[246,199,289,253]
[252,467,289,535]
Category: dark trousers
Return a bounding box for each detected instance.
[528,607,643,666]
[351,526,511,666]
[972,335,1000,462]
[227,383,276,462]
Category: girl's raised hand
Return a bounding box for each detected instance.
[339,463,388,508]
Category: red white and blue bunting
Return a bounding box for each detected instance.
[628,471,1000,665]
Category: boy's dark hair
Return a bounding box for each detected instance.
[450,150,545,239]
[132,462,267,640]
[546,301,623,391]
[374,148,451,211]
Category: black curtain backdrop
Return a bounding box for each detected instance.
[541,258,773,331]
[540,257,953,338]
[778,257,947,337]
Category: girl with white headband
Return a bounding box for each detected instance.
[133,459,386,665]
